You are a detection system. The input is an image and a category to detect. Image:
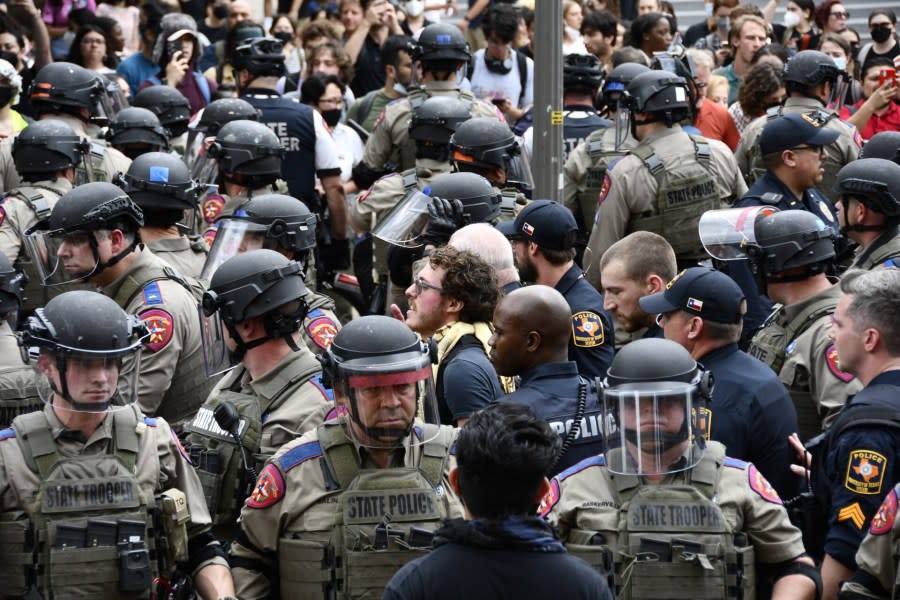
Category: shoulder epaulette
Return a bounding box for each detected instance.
[143,417,157,427]
[278,440,323,472]
[558,454,606,481]
[723,456,748,470]
[0,427,15,441]
[310,375,333,402]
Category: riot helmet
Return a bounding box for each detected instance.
[232,36,285,79]
[626,70,692,124]
[602,337,713,476]
[450,117,522,180]
[409,95,472,161]
[200,249,309,374]
[207,120,284,189]
[12,119,88,180]
[859,131,900,163]
[186,98,260,170]
[201,194,319,283]
[133,86,192,137]
[21,290,147,412]
[563,53,604,94]
[415,23,470,63]
[834,159,900,231]
[599,62,650,113]
[24,182,144,286]
[104,107,170,159]
[115,152,203,228]
[320,315,439,448]
[0,252,26,317]
[30,62,114,124]
[783,50,847,107]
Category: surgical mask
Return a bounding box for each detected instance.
[404,0,424,18]
[716,17,729,34]
[272,31,293,43]
[0,86,13,107]
[832,57,846,71]
[783,10,801,29]
[565,25,581,40]
[321,108,341,128]
[871,26,893,44]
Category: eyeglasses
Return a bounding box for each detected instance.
[413,277,444,295]
[830,11,849,19]
[790,145,825,155]
[318,97,344,106]
[655,311,677,326]
[81,37,106,45]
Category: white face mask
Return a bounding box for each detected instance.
[832,57,846,71]
[565,25,581,40]
[404,0,424,18]
[783,10,801,29]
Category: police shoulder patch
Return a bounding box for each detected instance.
[845,449,887,495]
[748,464,782,504]
[247,464,286,509]
[558,454,607,482]
[278,441,323,472]
[538,479,561,518]
[142,281,164,305]
[0,205,6,228]
[869,487,898,535]
[825,344,855,382]
[597,174,611,206]
[143,416,157,427]
[572,311,605,348]
[203,226,218,247]
[324,405,347,421]
[0,427,15,441]
[723,456,748,470]
[140,308,175,353]
[202,194,225,224]
[306,314,339,350]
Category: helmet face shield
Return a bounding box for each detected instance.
[190,143,220,187]
[699,206,779,261]
[24,229,101,286]
[200,219,271,282]
[372,190,432,248]
[507,139,534,194]
[198,305,236,377]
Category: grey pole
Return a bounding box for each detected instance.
[531,0,564,202]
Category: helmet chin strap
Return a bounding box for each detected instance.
[75,231,140,282]
[346,387,414,445]
[840,205,890,234]
[51,357,112,412]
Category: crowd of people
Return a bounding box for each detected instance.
[0,0,898,598]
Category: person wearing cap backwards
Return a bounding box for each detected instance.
[229,315,462,599]
[833,158,900,271]
[640,267,800,500]
[499,199,615,379]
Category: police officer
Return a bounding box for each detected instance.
[639,267,800,499]
[353,22,502,190]
[857,130,900,163]
[2,119,87,315]
[132,85,192,139]
[185,97,260,175]
[229,315,463,599]
[840,481,900,599]
[563,62,648,275]
[202,193,343,355]
[104,106,171,161]
[488,285,605,475]
[833,158,900,271]
[0,253,39,425]
[187,249,333,532]
[583,69,746,283]
[542,337,820,600]
[24,182,215,426]
[735,50,860,204]
[0,290,234,598]
[806,269,900,599]
[498,199,615,379]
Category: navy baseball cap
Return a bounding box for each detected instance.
[496,200,578,250]
[759,112,840,155]
[639,267,746,324]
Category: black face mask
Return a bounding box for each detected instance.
[871,26,893,44]
[0,87,14,108]
[320,108,341,128]
[484,53,512,74]
[213,4,229,19]
[272,31,293,44]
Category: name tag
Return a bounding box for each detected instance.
[343,490,440,524]
[628,499,723,532]
[42,478,140,513]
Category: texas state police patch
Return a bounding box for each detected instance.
[202,194,225,224]
[140,309,174,353]
[845,450,887,495]
[869,487,898,535]
[572,311,605,347]
[306,316,339,350]
[748,464,782,504]
[538,479,561,518]
[247,464,285,509]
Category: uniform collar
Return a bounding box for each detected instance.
[757,171,803,204]
[245,345,320,402]
[519,361,579,386]
[784,96,827,111]
[420,80,458,92]
[554,263,585,295]
[867,368,900,388]
[240,87,281,99]
[777,282,840,325]
[44,402,113,446]
[641,124,683,144]
[99,245,155,299]
[25,178,73,195]
[147,236,191,252]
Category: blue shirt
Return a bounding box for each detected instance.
[116,52,158,101]
[555,263,615,379]
[440,344,503,425]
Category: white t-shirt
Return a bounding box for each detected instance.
[468,47,534,110]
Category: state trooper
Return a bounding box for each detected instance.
[2,119,88,315]
[187,249,333,534]
[23,182,215,426]
[857,131,900,163]
[542,338,820,600]
[735,50,860,204]
[488,285,605,476]
[583,69,746,284]
[700,207,863,441]
[132,85,192,152]
[0,253,39,426]
[563,62,648,275]
[185,97,261,179]
[833,158,900,271]
[201,193,343,355]
[353,22,502,190]
[104,106,171,161]
[840,482,900,599]
[114,152,208,280]
[0,290,234,598]
[229,315,463,599]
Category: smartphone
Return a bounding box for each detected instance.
[879,68,897,87]
[490,97,506,106]
[167,40,181,60]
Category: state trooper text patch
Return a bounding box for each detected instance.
[140,308,174,353]
[845,450,887,495]
[870,487,898,535]
[572,311,605,347]
[42,478,139,513]
[248,464,285,509]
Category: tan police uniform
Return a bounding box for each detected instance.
[360,81,502,175]
[147,235,209,281]
[543,442,807,599]
[302,291,342,356]
[199,184,285,244]
[748,284,862,441]
[840,482,900,599]
[101,248,215,426]
[0,321,40,427]
[583,125,747,285]
[734,98,860,204]
[230,417,463,600]
[849,227,900,271]
[0,403,227,597]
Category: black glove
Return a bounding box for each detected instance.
[318,238,351,275]
[420,197,465,248]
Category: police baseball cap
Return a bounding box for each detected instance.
[759,112,840,156]
[496,200,578,250]
[639,267,746,324]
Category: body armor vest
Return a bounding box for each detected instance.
[576,127,634,238]
[0,407,158,599]
[629,136,719,261]
[278,420,454,599]
[0,365,41,427]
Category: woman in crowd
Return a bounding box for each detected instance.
[778,0,819,54]
[342,0,402,97]
[42,0,96,60]
[707,74,730,106]
[270,13,303,76]
[562,0,588,55]
[819,32,862,105]
[692,0,738,67]
[840,57,900,141]
[301,73,363,192]
[630,12,673,60]
[728,60,785,135]
[95,0,139,55]
[856,10,900,74]
[814,0,849,37]
[67,23,117,73]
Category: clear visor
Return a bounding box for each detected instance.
[699,206,779,260]
[198,219,271,283]
[602,382,703,476]
[199,306,237,377]
[91,89,116,126]
[190,141,220,186]
[828,74,850,112]
[614,99,631,151]
[37,345,143,414]
[24,230,100,286]
[508,137,534,194]
[372,190,432,248]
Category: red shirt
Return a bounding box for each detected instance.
[696,99,741,151]
[851,98,900,142]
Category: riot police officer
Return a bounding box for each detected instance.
[114,151,208,279]
[104,106,171,160]
[0,290,235,598]
[132,85,192,139]
[185,97,260,174]
[229,315,463,599]
[187,249,332,533]
[23,182,215,426]
[0,252,38,425]
[543,337,820,600]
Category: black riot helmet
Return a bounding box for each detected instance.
[104,107,170,159]
[415,23,470,71]
[751,210,836,281]
[30,62,113,124]
[0,252,26,316]
[859,131,900,163]
[599,62,650,112]
[194,98,261,137]
[626,70,692,125]
[231,194,318,254]
[208,119,284,187]
[12,119,88,180]
[133,86,192,137]
[563,53,605,94]
[232,36,286,78]
[20,290,147,411]
[834,158,900,222]
[451,117,518,173]
[409,95,472,161]
[427,172,501,224]
[784,50,841,88]
[115,152,203,222]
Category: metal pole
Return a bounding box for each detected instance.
[532,0,564,202]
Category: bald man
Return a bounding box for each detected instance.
[450,223,521,295]
[487,286,606,475]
